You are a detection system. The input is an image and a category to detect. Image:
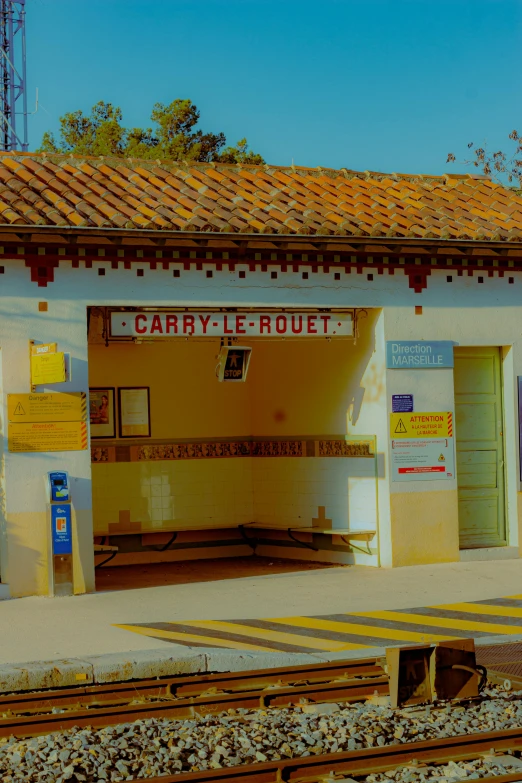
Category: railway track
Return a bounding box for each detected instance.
[0,655,386,737]
[2,648,522,783]
[85,726,522,783]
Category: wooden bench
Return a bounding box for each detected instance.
[239,523,376,554]
[93,522,377,565]
[94,524,239,567]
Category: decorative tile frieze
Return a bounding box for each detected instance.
[318,440,373,457]
[92,437,374,463]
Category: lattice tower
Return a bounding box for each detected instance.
[0,0,27,151]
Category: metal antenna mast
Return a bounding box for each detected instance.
[0,0,27,151]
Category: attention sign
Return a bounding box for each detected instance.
[390,411,455,481]
[111,311,353,338]
[8,421,88,453]
[390,412,453,439]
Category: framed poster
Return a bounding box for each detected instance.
[118,387,151,438]
[89,388,116,439]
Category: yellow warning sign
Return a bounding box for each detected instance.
[7,393,87,423]
[31,352,66,385]
[394,418,408,434]
[390,411,453,439]
[8,421,88,453]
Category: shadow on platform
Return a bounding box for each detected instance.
[95,555,345,592]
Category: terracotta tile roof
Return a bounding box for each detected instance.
[0,151,520,241]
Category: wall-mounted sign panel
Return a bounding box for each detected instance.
[392,394,414,413]
[8,421,88,452]
[390,412,453,440]
[118,387,151,438]
[51,504,72,555]
[7,393,87,423]
[387,341,454,369]
[217,346,252,382]
[31,352,66,385]
[111,312,353,338]
[391,438,455,481]
[31,343,57,356]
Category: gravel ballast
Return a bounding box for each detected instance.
[1,687,522,782]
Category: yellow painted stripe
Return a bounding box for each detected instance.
[114,624,277,652]
[506,595,522,600]
[351,610,522,636]
[266,616,458,643]
[183,620,370,651]
[432,602,522,619]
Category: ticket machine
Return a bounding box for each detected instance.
[46,471,73,597]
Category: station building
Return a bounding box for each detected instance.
[0,152,521,597]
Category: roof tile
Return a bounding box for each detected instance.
[0,153,516,240]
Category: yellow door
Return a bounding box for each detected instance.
[454,347,506,548]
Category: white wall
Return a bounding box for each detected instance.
[1,258,522,591]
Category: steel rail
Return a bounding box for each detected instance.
[0,656,384,715]
[111,726,522,783]
[0,674,389,738]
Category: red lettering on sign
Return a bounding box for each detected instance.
[307,315,317,334]
[135,315,147,334]
[291,315,303,334]
[165,315,178,334]
[260,315,271,334]
[199,314,211,334]
[183,315,195,335]
[223,315,233,334]
[150,315,163,334]
[235,315,246,334]
[276,315,287,334]
[320,315,331,334]
[398,466,445,474]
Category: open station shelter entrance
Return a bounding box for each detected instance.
[88,306,380,583]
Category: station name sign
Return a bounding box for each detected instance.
[111,312,353,338]
[386,341,454,369]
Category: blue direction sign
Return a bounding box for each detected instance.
[386,341,454,369]
[51,504,72,555]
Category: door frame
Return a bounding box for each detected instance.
[500,345,519,550]
[454,346,508,549]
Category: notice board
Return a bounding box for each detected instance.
[7,392,88,453]
[390,411,455,481]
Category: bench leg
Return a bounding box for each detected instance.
[151,531,179,552]
[238,525,257,553]
[341,536,372,555]
[287,528,319,552]
[95,551,118,569]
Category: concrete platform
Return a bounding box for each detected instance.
[2,556,522,691]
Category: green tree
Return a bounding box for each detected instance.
[39,99,264,164]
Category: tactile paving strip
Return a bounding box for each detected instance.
[477,642,522,678]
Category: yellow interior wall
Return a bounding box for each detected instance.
[89,333,379,539]
[90,341,251,438]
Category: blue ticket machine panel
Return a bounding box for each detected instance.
[47,471,70,503]
[51,504,72,555]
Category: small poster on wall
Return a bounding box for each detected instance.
[119,387,151,438]
[89,388,116,439]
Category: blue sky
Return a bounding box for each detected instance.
[27,0,521,175]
